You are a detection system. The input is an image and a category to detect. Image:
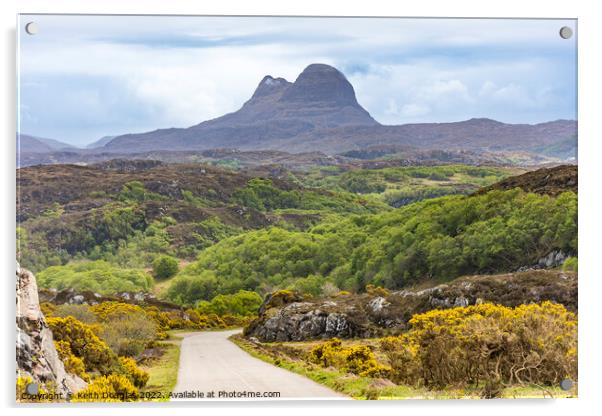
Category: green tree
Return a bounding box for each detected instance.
[196,290,263,316]
[37,261,153,294]
[152,255,179,279]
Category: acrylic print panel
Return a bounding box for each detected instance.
[16,15,577,403]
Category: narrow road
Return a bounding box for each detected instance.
[172,329,347,400]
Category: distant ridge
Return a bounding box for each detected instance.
[86,135,117,149]
[22,63,577,158]
[18,134,77,153]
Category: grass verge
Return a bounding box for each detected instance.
[140,332,184,401]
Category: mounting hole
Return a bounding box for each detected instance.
[560,379,574,391]
[25,382,39,395]
[559,26,573,39]
[25,22,38,35]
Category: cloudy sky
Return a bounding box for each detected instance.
[18,15,577,147]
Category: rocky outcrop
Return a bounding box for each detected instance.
[16,263,87,397]
[245,270,577,342]
[537,250,570,268]
[38,287,184,311]
[513,250,572,272]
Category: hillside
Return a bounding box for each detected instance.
[168,187,576,303]
[18,134,76,153]
[475,164,577,196]
[85,135,116,149]
[16,160,389,272]
[17,160,576,318]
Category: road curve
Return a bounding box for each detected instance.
[172,329,348,400]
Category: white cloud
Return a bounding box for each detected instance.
[17,15,577,145]
[401,103,431,118]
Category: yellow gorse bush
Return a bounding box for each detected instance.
[118,356,149,388]
[54,340,90,382]
[141,305,244,336]
[380,301,577,393]
[365,284,390,297]
[47,316,118,375]
[309,338,391,378]
[48,314,150,401]
[89,302,158,356]
[71,374,139,402]
[89,301,146,321]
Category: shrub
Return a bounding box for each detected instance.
[562,257,578,272]
[200,313,226,329]
[160,309,201,330]
[54,340,90,382]
[165,271,219,305]
[152,255,179,279]
[91,303,158,357]
[47,316,118,375]
[118,357,149,388]
[72,374,139,402]
[335,291,351,297]
[220,314,254,328]
[264,289,303,309]
[309,338,390,378]
[53,304,97,324]
[380,302,577,396]
[365,284,390,297]
[118,181,165,203]
[380,337,421,385]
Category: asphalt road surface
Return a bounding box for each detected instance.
[172,329,348,400]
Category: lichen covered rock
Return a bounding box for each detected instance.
[245,270,577,342]
[16,263,87,399]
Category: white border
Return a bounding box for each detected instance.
[2,0,601,415]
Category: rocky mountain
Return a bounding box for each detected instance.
[16,263,87,397]
[245,270,577,342]
[101,64,377,153]
[97,63,576,156]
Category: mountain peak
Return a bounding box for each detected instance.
[280,63,360,107]
[302,63,342,74]
[251,75,292,100]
